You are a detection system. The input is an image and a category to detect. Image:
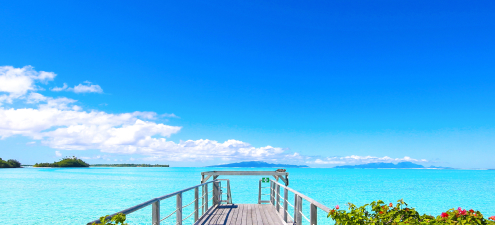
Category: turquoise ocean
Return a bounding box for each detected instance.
[1,167,494,224]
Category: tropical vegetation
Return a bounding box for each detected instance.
[328,199,495,224]
[91,213,128,225]
[34,156,89,167]
[0,158,21,168]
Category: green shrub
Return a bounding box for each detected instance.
[92,213,128,225]
[327,199,495,225]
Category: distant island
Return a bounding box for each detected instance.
[209,161,308,168]
[91,164,169,167]
[34,157,89,167]
[334,162,452,169]
[0,158,21,168]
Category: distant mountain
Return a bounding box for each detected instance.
[208,161,308,168]
[334,162,425,169]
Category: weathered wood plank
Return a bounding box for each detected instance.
[246,204,253,225]
[258,204,272,225]
[261,205,280,225]
[255,205,263,225]
[209,205,226,225]
[197,204,287,225]
[225,205,238,225]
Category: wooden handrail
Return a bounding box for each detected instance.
[87,180,226,225]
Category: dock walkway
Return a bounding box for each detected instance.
[88,171,330,225]
[195,204,288,225]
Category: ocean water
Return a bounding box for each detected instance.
[1,167,494,224]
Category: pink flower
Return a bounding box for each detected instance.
[460,209,467,215]
[441,212,449,218]
[335,205,339,210]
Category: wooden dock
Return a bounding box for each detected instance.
[88,171,331,225]
[195,204,289,225]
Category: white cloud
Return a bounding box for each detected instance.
[51,83,68,92]
[0,66,298,162]
[52,81,103,93]
[70,81,103,93]
[0,66,56,104]
[309,155,427,165]
[55,151,62,157]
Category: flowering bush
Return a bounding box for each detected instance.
[327,199,495,225]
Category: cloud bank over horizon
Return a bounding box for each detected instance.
[0,65,428,165]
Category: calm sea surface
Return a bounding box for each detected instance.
[1,167,494,224]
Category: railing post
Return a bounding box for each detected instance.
[194,187,199,222]
[226,179,232,204]
[204,184,208,212]
[213,181,220,205]
[310,203,317,225]
[276,184,280,212]
[294,194,299,224]
[296,195,302,225]
[258,179,262,204]
[177,193,182,225]
[152,200,160,225]
[283,188,288,222]
[270,181,275,206]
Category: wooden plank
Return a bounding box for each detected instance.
[225,204,238,225]
[241,204,248,225]
[217,205,231,225]
[195,205,218,225]
[246,204,253,225]
[265,204,285,225]
[258,203,272,225]
[260,205,277,225]
[254,204,264,225]
[208,205,224,225]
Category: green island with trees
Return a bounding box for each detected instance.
[0,158,21,168]
[90,164,169,167]
[34,156,90,167]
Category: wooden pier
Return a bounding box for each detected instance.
[196,204,288,225]
[88,171,330,225]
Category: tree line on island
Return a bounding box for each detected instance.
[0,158,21,168]
[1,156,169,168]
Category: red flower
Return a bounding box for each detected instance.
[469,209,474,213]
[389,203,393,207]
[441,212,449,218]
[489,216,495,221]
[379,211,384,214]
[460,209,467,215]
[335,205,339,210]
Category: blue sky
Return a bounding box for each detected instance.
[1,0,494,168]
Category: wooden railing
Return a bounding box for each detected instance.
[260,179,331,225]
[87,179,231,225]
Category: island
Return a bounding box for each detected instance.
[208,161,308,168]
[34,157,89,167]
[0,158,21,168]
[90,164,169,167]
[334,162,452,169]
